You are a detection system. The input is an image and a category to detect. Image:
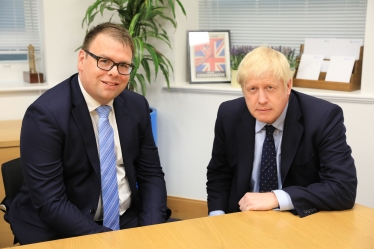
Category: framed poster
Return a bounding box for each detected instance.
[187,30,231,83]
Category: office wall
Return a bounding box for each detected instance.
[146,0,374,209]
[0,0,373,208]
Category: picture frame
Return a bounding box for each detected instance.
[187,30,231,84]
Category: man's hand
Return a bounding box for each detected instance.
[238,192,279,211]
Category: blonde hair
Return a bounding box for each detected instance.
[237,46,292,88]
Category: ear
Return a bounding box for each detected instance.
[77,50,85,71]
[286,79,292,96]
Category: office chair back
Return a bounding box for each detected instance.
[1,158,23,244]
[1,158,24,211]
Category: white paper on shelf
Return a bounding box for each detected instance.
[325,56,355,83]
[296,54,324,80]
[321,61,330,72]
[304,38,363,60]
[304,38,335,59]
[330,39,363,60]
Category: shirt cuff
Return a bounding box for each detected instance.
[209,210,225,216]
[272,190,294,211]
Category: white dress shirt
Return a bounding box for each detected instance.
[78,78,131,220]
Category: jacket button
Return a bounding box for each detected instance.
[90,208,95,214]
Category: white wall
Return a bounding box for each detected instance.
[1,0,373,209]
[148,0,374,209]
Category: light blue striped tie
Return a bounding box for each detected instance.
[97,105,120,230]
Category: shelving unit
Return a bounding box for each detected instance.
[293,45,363,92]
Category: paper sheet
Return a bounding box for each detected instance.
[325,56,356,83]
[304,38,335,59]
[321,61,330,73]
[296,54,324,80]
[330,39,363,60]
[304,38,363,60]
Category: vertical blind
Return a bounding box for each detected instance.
[0,0,42,60]
[198,0,367,54]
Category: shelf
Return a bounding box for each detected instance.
[0,81,51,92]
[163,83,374,104]
[293,45,363,92]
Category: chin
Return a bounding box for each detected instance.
[256,117,275,124]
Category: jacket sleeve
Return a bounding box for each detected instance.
[283,105,357,217]
[206,104,234,213]
[134,98,170,226]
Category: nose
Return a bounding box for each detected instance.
[107,64,119,76]
[258,89,268,104]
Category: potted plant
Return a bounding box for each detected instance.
[271,46,299,73]
[230,45,255,88]
[81,0,186,96]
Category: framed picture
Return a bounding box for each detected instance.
[187,30,231,83]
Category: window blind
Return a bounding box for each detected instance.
[198,0,367,54]
[0,0,42,60]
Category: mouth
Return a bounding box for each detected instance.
[102,80,119,86]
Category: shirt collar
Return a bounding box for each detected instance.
[255,102,289,133]
[78,76,114,112]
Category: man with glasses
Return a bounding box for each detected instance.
[8,22,170,245]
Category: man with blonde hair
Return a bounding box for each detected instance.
[207,46,357,217]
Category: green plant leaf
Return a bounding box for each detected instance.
[165,0,175,18]
[88,11,100,27]
[159,53,173,73]
[132,37,144,70]
[159,63,170,89]
[143,43,159,79]
[141,22,158,35]
[143,0,152,20]
[159,13,177,29]
[99,1,109,15]
[136,73,147,95]
[129,78,138,92]
[128,12,141,36]
[82,0,103,27]
[175,0,186,16]
[138,31,171,49]
[141,59,151,83]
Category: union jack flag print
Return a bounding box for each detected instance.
[194,38,226,77]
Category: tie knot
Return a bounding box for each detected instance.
[265,125,276,136]
[96,105,111,119]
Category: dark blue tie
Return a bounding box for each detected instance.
[97,105,120,230]
[259,125,278,192]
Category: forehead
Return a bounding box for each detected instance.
[89,34,116,48]
[245,74,283,86]
[89,34,132,61]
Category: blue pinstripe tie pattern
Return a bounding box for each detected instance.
[259,125,278,193]
[97,105,120,230]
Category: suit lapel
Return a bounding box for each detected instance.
[70,75,101,178]
[280,92,304,184]
[113,93,137,193]
[236,101,256,199]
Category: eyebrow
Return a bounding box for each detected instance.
[97,54,131,64]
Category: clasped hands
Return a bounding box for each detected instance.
[238,192,279,211]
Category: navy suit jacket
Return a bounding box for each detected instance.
[207,90,357,217]
[9,74,169,241]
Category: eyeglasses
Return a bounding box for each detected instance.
[84,50,134,75]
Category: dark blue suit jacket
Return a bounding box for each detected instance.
[207,90,357,217]
[9,74,169,241]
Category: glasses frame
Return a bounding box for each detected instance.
[84,50,134,75]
